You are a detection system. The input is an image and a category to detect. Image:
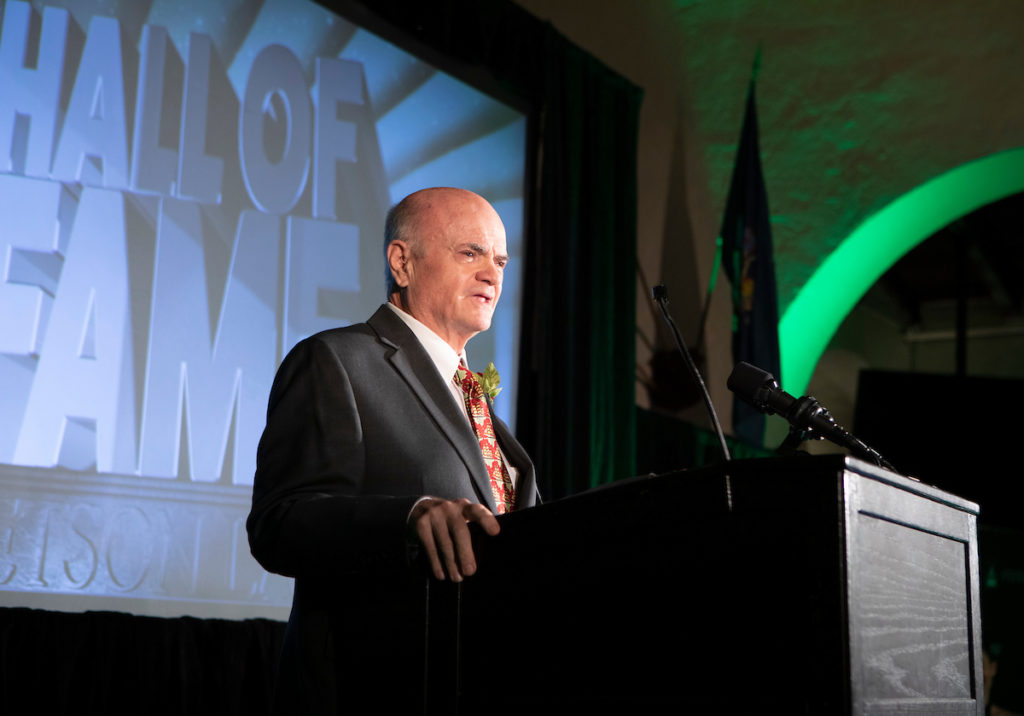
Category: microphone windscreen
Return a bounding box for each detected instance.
[727,361,774,409]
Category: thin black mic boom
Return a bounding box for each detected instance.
[651,284,732,465]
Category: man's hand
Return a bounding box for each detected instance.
[409,497,500,582]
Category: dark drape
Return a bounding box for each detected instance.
[521,30,641,498]
[0,607,283,715]
[336,0,642,497]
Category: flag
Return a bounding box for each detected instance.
[719,76,781,447]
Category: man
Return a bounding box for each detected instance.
[247,187,538,713]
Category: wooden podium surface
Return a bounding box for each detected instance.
[420,455,984,715]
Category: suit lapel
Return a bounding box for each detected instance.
[368,307,497,512]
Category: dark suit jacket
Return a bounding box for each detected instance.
[247,305,538,713]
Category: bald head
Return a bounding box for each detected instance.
[384,188,496,296]
[384,187,508,352]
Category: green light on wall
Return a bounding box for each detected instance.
[780,147,1024,396]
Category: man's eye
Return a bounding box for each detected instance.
[463,251,475,259]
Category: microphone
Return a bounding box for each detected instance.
[727,361,896,471]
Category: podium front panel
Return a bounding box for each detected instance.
[845,466,982,715]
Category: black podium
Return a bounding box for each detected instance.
[419,455,984,714]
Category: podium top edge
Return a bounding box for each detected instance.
[534,454,980,518]
[838,455,980,515]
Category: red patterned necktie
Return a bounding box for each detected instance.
[455,363,515,514]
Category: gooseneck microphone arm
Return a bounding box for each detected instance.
[652,285,732,464]
[727,361,896,471]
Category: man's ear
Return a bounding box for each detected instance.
[387,240,411,288]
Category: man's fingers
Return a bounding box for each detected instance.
[409,498,499,581]
[444,518,475,579]
[415,514,445,581]
[431,513,463,582]
[462,501,501,537]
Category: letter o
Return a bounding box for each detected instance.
[239,45,312,214]
[105,506,153,592]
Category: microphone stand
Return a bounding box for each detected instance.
[652,285,733,509]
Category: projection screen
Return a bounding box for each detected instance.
[0,0,528,620]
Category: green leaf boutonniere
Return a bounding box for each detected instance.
[478,362,502,401]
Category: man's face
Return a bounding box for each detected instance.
[394,189,508,352]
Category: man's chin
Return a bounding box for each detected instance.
[472,306,496,327]
[466,316,493,337]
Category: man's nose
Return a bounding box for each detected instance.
[478,260,501,284]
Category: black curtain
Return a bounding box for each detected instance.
[0,607,283,715]
[336,0,642,497]
[520,28,641,498]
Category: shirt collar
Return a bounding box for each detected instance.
[385,302,466,382]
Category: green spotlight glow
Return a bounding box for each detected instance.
[780,147,1024,395]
